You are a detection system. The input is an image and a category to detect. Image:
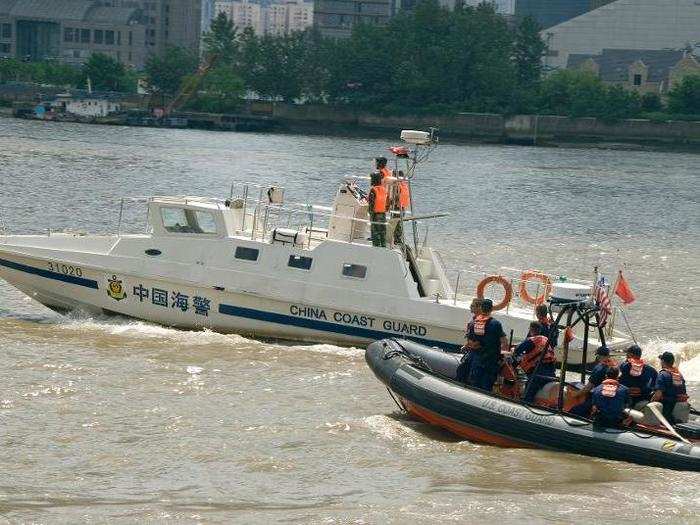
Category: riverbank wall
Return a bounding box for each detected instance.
[271,104,700,147]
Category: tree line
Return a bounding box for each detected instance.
[1,0,699,119]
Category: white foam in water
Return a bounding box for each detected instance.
[56,314,255,346]
[640,339,700,382]
[283,342,364,358]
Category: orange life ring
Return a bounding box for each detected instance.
[518,270,552,305]
[476,275,513,311]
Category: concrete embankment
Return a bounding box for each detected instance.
[271,104,700,149]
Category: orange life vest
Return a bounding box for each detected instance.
[370,185,388,213]
[628,357,645,377]
[472,314,491,336]
[601,378,620,398]
[398,180,410,210]
[666,367,689,401]
[519,335,556,374]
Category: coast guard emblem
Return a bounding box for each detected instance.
[107,275,126,301]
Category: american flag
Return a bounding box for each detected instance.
[595,277,612,327]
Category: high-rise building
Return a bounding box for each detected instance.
[216,0,312,35]
[215,0,263,34]
[313,0,393,38]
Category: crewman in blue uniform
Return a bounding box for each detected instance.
[464,299,508,391]
[534,304,559,348]
[569,346,618,417]
[651,351,689,423]
[514,321,557,402]
[591,366,629,427]
[619,345,657,408]
[456,298,482,383]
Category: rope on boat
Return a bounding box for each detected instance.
[386,388,407,413]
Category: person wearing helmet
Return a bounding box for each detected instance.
[618,345,657,408]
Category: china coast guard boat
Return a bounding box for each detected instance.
[0,130,630,362]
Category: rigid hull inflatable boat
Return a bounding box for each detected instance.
[366,338,700,471]
[0,130,630,361]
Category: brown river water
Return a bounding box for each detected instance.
[0,118,699,523]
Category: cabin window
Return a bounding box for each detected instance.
[342,263,367,279]
[161,207,218,234]
[235,246,259,261]
[288,255,312,270]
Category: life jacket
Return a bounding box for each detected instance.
[519,335,556,374]
[495,358,520,399]
[628,357,645,377]
[601,378,620,398]
[370,185,388,213]
[398,180,410,210]
[472,315,491,337]
[660,367,689,402]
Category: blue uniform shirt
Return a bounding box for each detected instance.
[592,381,629,424]
[619,360,657,400]
[467,317,505,370]
[654,368,687,404]
[589,360,615,388]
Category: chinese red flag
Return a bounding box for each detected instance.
[614,271,636,305]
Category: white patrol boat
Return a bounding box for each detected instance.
[0,130,631,364]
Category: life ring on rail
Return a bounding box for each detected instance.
[476,275,513,311]
[518,270,552,305]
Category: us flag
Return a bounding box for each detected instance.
[595,277,612,327]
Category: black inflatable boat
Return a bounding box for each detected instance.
[366,338,700,471]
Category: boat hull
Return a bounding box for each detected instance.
[0,243,626,364]
[366,339,700,471]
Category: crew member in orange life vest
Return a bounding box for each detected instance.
[569,346,618,417]
[464,299,508,391]
[619,344,657,408]
[591,366,629,427]
[367,171,388,247]
[651,351,689,423]
[534,304,559,347]
[514,321,557,402]
[376,157,392,181]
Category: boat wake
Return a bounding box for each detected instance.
[641,339,700,382]
[53,312,364,357]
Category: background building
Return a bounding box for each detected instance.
[515,0,591,30]
[542,0,700,71]
[313,0,392,38]
[568,49,700,95]
[216,0,312,35]
[0,0,148,67]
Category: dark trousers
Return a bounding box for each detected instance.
[370,212,386,247]
[467,363,498,392]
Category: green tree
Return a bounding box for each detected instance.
[640,92,663,112]
[145,46,198,95]
[202,12,238,64]
[80,53,129,91]
[189,66,245,112]
[667,75,700,114]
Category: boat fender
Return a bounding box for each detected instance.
[476,275,513,311]
[518,270,552,305]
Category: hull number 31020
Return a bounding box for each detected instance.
[47,262,83,277]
